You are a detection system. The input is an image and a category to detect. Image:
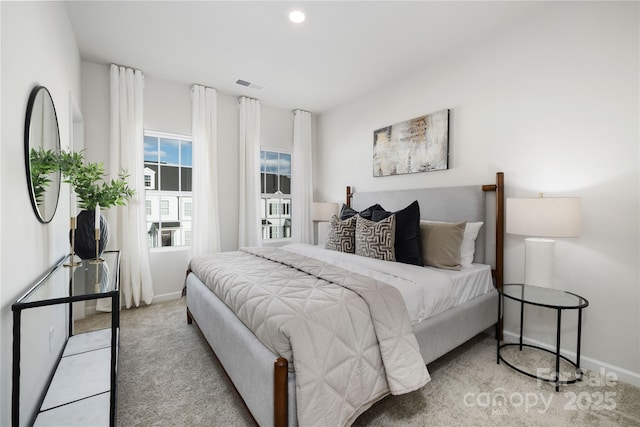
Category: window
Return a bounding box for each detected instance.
[144,167,156,190]
[260,149,291,240]
[160,200,170,216]
[144,131,192,248]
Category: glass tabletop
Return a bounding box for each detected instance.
[15,251,120,307]
[71,252,120,297]
[501,283,588,309]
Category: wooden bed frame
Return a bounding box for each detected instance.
[186,172,504,427]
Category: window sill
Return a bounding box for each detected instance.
[262,238,292,247]
[149,246,190,254]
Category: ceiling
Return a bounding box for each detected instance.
[65,1,542,113]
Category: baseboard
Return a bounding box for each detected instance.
[503,329,640,388]
[152,291,183,304]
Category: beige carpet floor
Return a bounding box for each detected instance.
[77,298,640,426]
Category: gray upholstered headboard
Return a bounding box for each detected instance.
[352,185,491,265]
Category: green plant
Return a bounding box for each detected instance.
[58,150,135,210]
[29,147,60,205]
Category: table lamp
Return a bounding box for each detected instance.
[506,196,581,288]
[312,202,339,245]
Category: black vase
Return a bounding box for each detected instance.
[72,209,109,260]
[73,260,111,293]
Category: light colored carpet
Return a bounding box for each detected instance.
[76,298,640,426]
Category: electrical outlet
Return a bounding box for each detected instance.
[49,326,54,352]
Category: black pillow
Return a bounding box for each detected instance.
[339,203,384,221]
[372,200,423,266]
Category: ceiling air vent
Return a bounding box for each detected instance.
[235,79,264,90]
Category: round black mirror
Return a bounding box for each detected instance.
[25,86,61,223]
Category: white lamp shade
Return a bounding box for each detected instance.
[312,202,339,222]
[506,197,581,237]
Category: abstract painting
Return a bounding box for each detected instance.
[373,109,449,177]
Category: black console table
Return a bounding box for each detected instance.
[12,251,120,426]
[497,283,589,392]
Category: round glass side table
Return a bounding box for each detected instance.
[497,283,589,392]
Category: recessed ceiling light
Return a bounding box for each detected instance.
[289,10,305,24]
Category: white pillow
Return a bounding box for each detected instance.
[460,222,483,267]
[420,221,483,267]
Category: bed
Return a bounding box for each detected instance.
[185,172,504,426]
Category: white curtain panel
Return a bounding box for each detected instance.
[292,110,313,244]
[238,97,262,247]
[191,85,221,256]
[109,64,154,308]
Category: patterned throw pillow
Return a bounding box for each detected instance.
[325,214,356,253]
[355,215,396,261]
[372,200,423,266]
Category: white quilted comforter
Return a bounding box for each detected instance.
[189,247,430,427]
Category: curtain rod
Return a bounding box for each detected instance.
[238,96,260,102]
[191,84,217,93]
[192,83,216,90]
[110,63,143,74]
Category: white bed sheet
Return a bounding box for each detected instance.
[283,244,495,325]
[427,263,495,308]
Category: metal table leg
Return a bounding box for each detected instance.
[555,308,562,392]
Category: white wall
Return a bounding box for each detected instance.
[1,2,81,424]
[81,63,294,301]
[262,104,294,151]
[315,2,639,385]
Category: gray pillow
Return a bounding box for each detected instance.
[325,214,356,253]
[355,215,396,261]
[419,221,466,270]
